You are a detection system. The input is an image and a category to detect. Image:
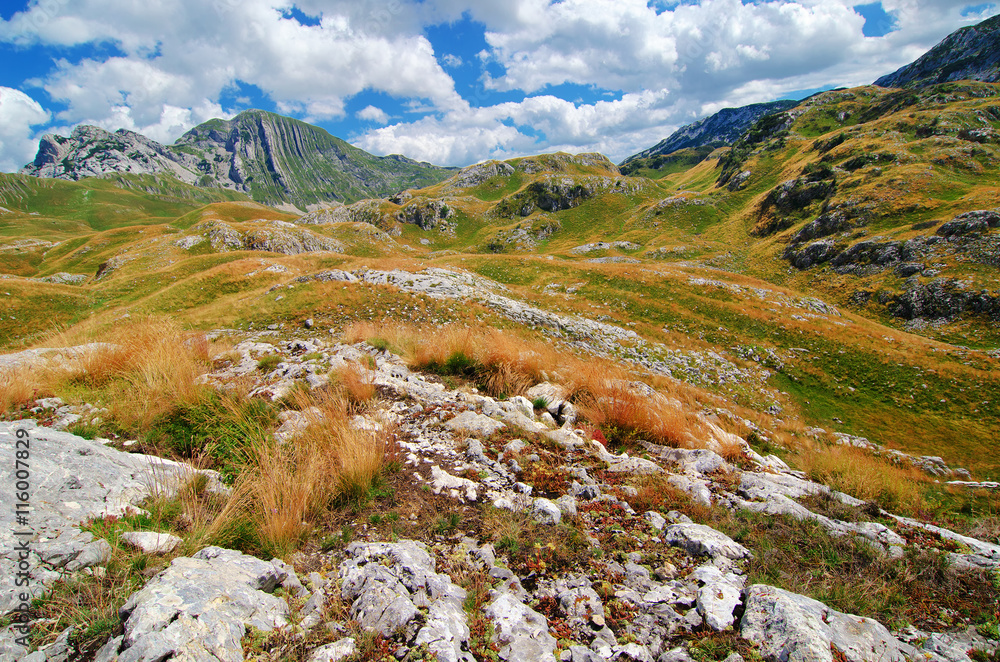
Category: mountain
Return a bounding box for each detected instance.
[20,110,455,212]
[621,100,799,167]
[875,14,1000,88]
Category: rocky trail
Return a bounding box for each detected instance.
[2,330,998,662]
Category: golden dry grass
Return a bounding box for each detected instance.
[1,316,214,427]
[792,443,929,514]
[214,388,395,556]
[345,321,711,448]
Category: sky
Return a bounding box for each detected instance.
[0,0,996,172]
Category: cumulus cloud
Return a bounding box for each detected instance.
[0,0,996,169]
[0,0,462,144]
[0,88,51,172]
[357,105,390,124]
[356,90,681,165]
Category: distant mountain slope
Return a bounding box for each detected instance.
[875,14,1000,88]
[622,100,798,166]
[21,110,455,211]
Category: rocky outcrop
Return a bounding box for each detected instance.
[783,208,1000,323]
[875,14,1000,88]
[0,419,224,623]
[296,199,393,231]
[493,176,645,218]
[97,547,292,662]
[21,110,453,209]
[741,585,906,662]
[195,219,344,254]
[446,160,516,189]
[22,126,195,183]
[484,216,561,252]
[395,200,454,232]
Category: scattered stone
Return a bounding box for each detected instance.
[108,547,290,662]
[446,411,506,436]
[662,524,751,560]
[307,638,356,662]
[485,592,558,662]
[120,532,183,555]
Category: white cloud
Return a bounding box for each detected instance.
[356,90,682,165]
[0,0,463,144]
[1,0,997,170]
[356,0,998,165]
[0,88,51,172]
[357,105,390,124]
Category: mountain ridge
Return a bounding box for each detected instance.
[20,109,455,212]
[875,14,1000,88]
[622,99,799,166]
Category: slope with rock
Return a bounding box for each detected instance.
[875,14,1000,88]
[1,330,997,662]
[21,110,454,211]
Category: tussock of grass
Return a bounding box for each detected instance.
[791,444,928,515]
[214,388,396,557]
[328,362,376,411]
[345,321,709,447]
[1,316,217,434]
[571,368,702,448]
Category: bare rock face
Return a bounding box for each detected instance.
[875,14,1000,88]
[20,110,453,209]
[101,547,291,662]
[740,585,906,662]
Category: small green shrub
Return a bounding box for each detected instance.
[256,354,282,372]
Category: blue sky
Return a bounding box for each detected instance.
[0,0,996,171]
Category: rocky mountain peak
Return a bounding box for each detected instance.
[875,14,1000,88]
[21,110,454,210]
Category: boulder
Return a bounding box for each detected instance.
[307,638,356,662]
[109,547,290,662]
[446,411,506,436]
[740,585,906,662]
[662,524,751,560]
[120,532,183,555]
[485,592,558,662]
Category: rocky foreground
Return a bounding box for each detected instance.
[1,335,998,662]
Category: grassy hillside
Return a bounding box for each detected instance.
[2,86,1000,487]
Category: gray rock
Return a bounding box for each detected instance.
[662,524,751,560]
[0,421,221,614]
[339,541,473,661]
[307,638,356,662]
[485,592,557,662]
[65,538,113,572]
[446,411,506,436]
[120,532,183,555]
[93,636,124,662]
[691,566,745,631]
[740,584,905,662]
[658,647,695,662]
[645,511,667,531]
[555,495,579,518]
[612,643,655,662]
[607,456,663,475]
[563,645,605,662]
[113,547,290,662]
[533,498,562,525]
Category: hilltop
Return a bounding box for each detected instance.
[21,110,455,212]
[621,100,799,169]
[876,14,1000,88]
